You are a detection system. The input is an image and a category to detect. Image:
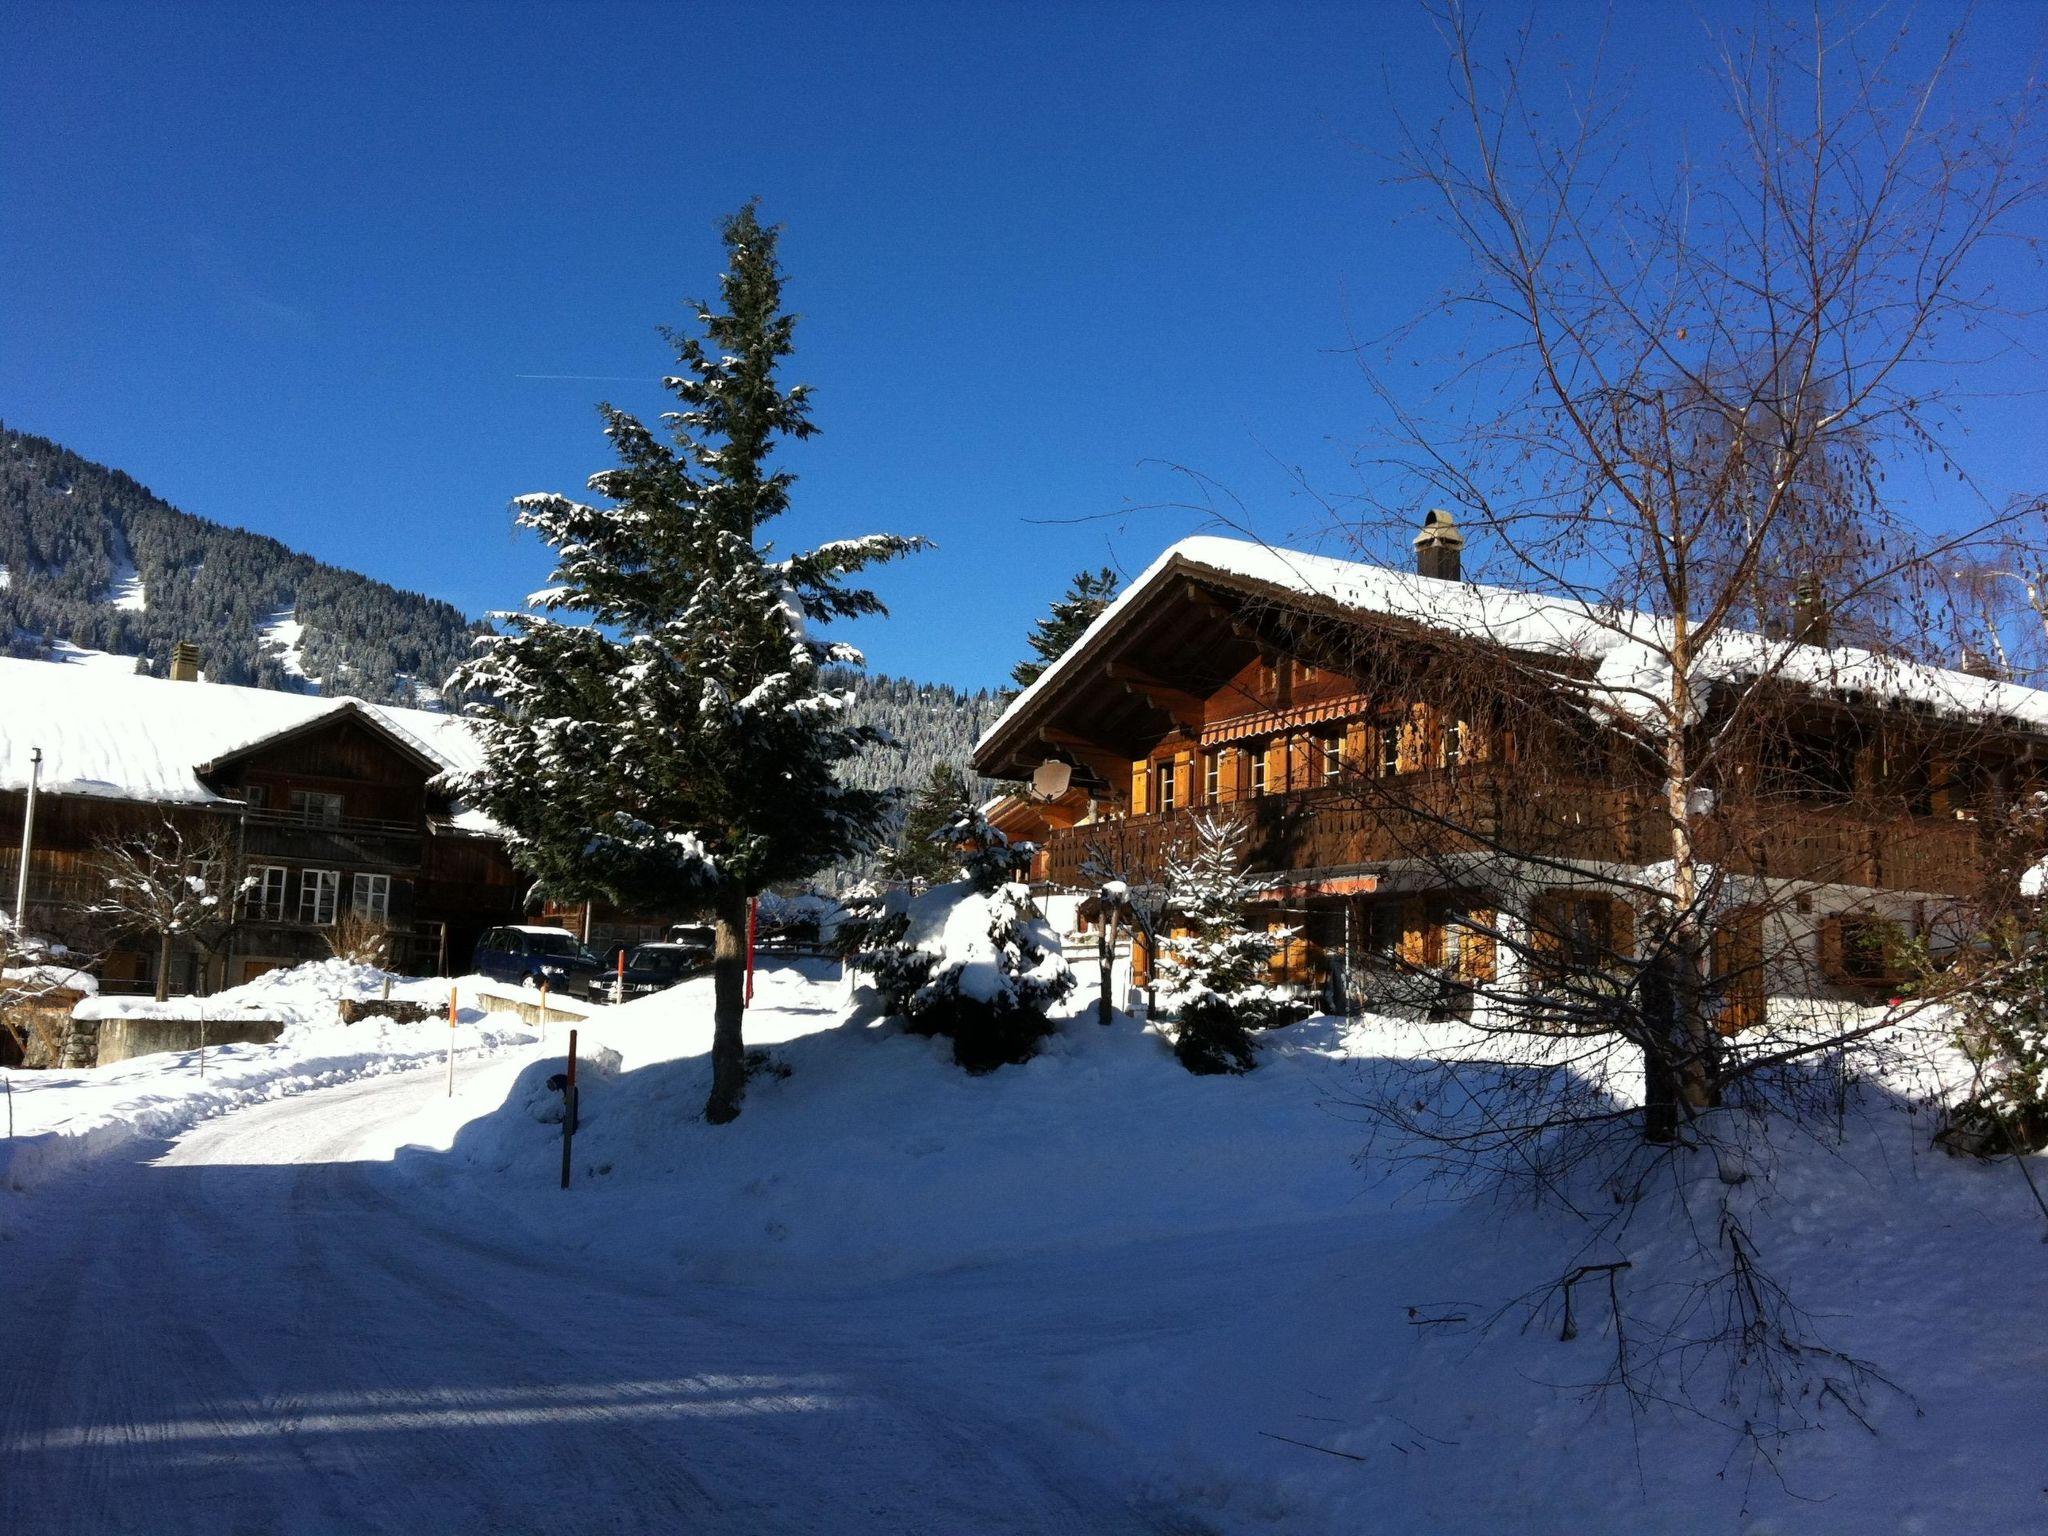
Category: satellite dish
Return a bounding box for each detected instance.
[1030,759,1073,800]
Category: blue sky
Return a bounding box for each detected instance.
[5,2,2043,690]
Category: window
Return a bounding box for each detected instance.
[245,865,288,922]
[298,868,339,926]
[1204,752,1220,802]
[1377,723,1402,777]
[1443,718,1466,770]
[1250,746,1269,796]
[351,873,391,923]
[1321,732,1343,785]
[290,789,345,823]
[243,785,268,809]
[1155,760,1177,813]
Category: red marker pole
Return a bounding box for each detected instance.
[745,896,758,1007]
[615,946,626,1005]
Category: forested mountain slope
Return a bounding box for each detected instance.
[0,425,485,705]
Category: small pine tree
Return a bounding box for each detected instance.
[455,205,924,1123]
[1928,904,2048,1156]
[1159,814,1310,1073]
[851,802,1073,1072]
[1011,566,1118,689]
[879,763,970,892]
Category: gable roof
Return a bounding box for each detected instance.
[0,657,491,825]
[976,535,2048,773]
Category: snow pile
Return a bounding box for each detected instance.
[1,963,533,1196]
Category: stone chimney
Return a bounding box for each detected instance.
[1790,576,1829,646]
[168,641,203,682]
[1960,647,1998,679]
[1414,508,1464,582]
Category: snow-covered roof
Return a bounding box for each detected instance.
[978,535,2048,758]
[0,657,494,830]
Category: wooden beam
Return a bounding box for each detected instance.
[1039,728,1130,786]
[1104,662,1206,729]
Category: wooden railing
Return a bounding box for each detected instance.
[1041,774,1984,896]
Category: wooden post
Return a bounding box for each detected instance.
[745,896,758,1007]
[560,1028,578,1190]
[537,978,548,1043]
[445,987,457,1097]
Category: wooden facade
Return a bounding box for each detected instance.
[2,699,522,995]
[974,540,2045,1013]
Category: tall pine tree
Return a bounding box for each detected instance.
[1011,566,1118,688]
[456,205,923,1122]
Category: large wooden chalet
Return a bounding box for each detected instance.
[975,521,2048,1017]
[0,654,522,994]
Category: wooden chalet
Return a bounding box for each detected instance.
[974,521,2048,1017]
[0,656,523,994]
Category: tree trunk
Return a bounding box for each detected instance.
[155,931,174,1003]
[703,890,751,1124]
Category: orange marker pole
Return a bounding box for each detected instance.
[537,978,548,1044]
[446,987,457,1096]
[615,946,626,1005]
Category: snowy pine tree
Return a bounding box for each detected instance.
[455,205,923,1123]
[850,800,1072,1072]
[1160,814,1309,1073]
[1011,566,1118,689]
[878,762,971,892]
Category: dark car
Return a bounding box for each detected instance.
[472,926,607,997]
[607,940,713,1001]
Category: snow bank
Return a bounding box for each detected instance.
[0,963,534,1198]
[397,960,1434,1280]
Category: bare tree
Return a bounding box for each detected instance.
[1282,0,2048,1469]
[87,818,248,1002]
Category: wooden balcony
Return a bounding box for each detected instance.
[1040,773,1985,896]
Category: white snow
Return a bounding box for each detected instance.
[257,604,313,685]
[102,530,146,613]
[3,960,2042,1530]
[0,657,491,829]
[370,964,2048,1531]
[981,535,2048,754]
[2021,856,2047,898]
[0,960,532,1195]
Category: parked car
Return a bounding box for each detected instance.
[605,939,714,1001]
[472,925,607,997]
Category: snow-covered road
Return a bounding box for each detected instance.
[0,1065,1169,1535]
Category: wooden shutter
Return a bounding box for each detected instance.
[1219,746,1241,801]
[1130,760,1148,816]
[1176,750,1194,809]
[1456,907,1497,983]
[1712,907,1765,1034]
[1288,734,1314,791]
